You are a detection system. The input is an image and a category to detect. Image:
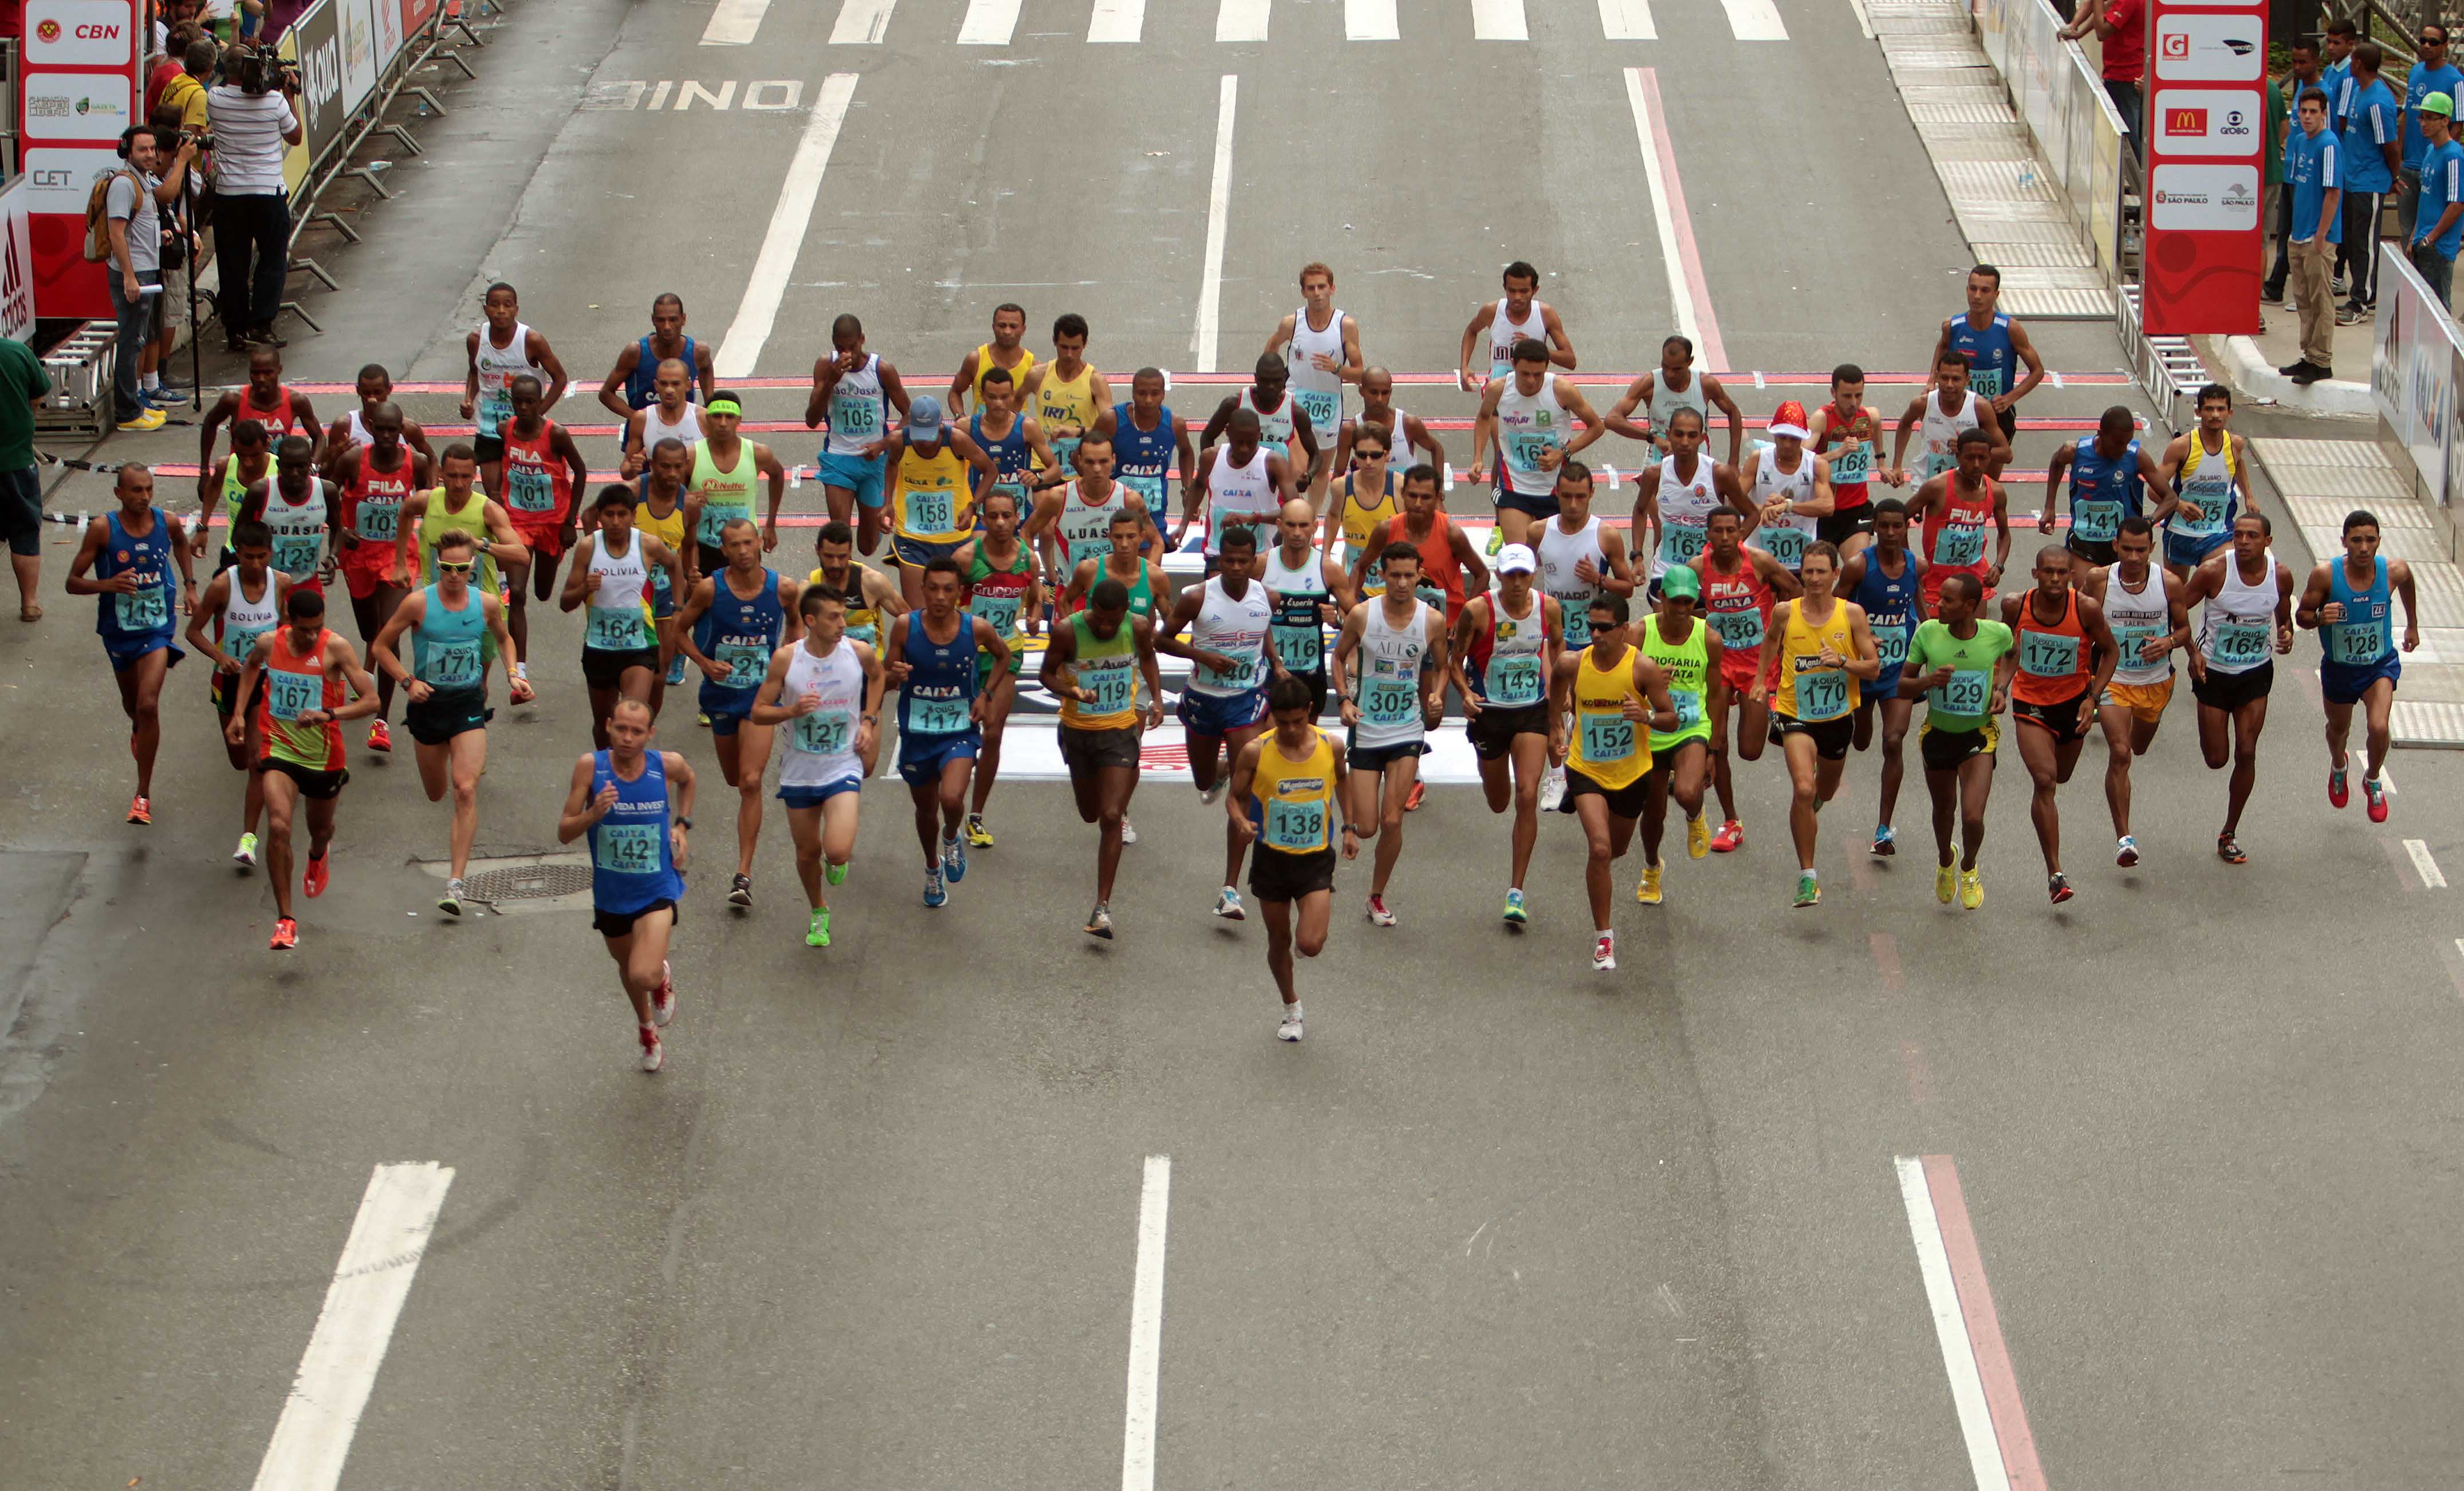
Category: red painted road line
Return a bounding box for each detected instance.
[1920,1155,2049,1491]
[271,371,2138,396]
[1632,66,1727,374]
[1869,930,1904,990]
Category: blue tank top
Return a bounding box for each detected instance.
[1109,399,1177,509]
[411,582,489,689]
[970,409,1033,500]
[95,508,179,649]
[896,611,982,740]
[2065,437,2143,545]
[693,569,784,708]
[587,748,684,915]
[1851,546,1924,679]
[2327,554,2395,668]
[1945,312,2017,400]
[623,334,697,412]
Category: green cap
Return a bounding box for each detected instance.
[2425,91,2455,118]
[1659,565,1702,601]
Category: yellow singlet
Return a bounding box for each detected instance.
[1773,599,1859,723]
[1034,361,1099,471]
[973,342,1036,408]
[894,438,974,546]
[1251,728,1340,856]
[1568,643,1651,790]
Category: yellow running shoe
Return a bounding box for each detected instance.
[1636,865,1663,905]
[1958,869,1983,910]
[1935,863,1957,904]
[1687,814,1711,859]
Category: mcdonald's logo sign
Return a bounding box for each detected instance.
[2166,107,2209,135]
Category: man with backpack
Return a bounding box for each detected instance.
[93,126,200,433]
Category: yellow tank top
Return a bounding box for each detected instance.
[974,342,1036,407]
[1339,470,1400,551]
[1252,728,1340,856]
[633,494,687,554]
[414,488,501,595]
[1033,362,1099,470]
[1568,643,1651,790]
[806,565,881,645]
[894,437,973,544]
[1773,598,1859,723]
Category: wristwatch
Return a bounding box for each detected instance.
[676,816,693,830]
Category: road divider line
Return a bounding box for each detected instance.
[1473,0,1529,40]
[1622,68,1727,374]
[717,74,860,380]
[1088,0,1145,41]
[1896,1156,2012,1490]
[1194,76,1238,372]
[1904,1155,2049,1490]
[699,0,772,45]
[1346,0,1399,40]
[830,0,899,44]
[2405,838,2447,889]
[1121,1154,1173,1491]
[957,0,1021,44]
[1217,0,1270,41]
[1719,0,1788,38]
[1597,0,1657,38]
[250,1163,455,1491]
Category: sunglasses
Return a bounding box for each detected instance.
[1352,451,1388,463]
[2425,33,2448,44]
[436,561,476,574]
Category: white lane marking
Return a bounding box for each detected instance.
[1597,0,1656,39]
[1472,0,1529,39]
[829,0,898,43]
[1347,0,1400,41]
[1895,1157,2012,1491]
[1193,75,1238,373]
[717,74,860,380]
[958,0,1022,44]
[1217,0,1270,41]
[1089,0,1145,41]
[250,1163,455,1491]
[1719,0,1788,38]
[1121,1155,1173,1491]
[699,0,771,44]
[2380,767,2398,794]
[2406,839,2447,889]
[1621,68,1727,372]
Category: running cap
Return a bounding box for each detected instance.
[2425,91,2455,117]
[1495,543,1538,574]
[1659,565,1702,600]
[705,391,744,415]
[1769,400,1811,441]
[906,394,945,441]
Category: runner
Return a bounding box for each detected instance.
[1470,338,1608,549]
[804,313,911,561]
[947,302,1034,420]
[1692,506,1802,853]
[1021,311,1111,488]
[1059,506,1173,628]
[1632,406,1753,602]
[1999,545,2120,903]
[617,358,706,472]
[1226,674,1359,1042]
[1741,402,1836,583]
[1264,265,1363,506]
[234,435,335,603]
[1347,463,1489,631]
[393,445,529,610]
[688,390,790,575]
[1751,542,1883,907]
[970,366,1061,537]
[881,558,1010,908]
[555,697,691,1072]
[1904,573,2017,910]
[635,437,696,695]
[1635,567,1723,902]
[327,400,431,753]
[674,519,803,909]
[2039,405,2168,566]
[1451,543,1561,924]
[2080,516,2187,867]
[561,485,686,746]
[1928,263,2046,445]
[1261,496,1355,723]
[1176,408,1298,574]
[952,489,1039,848]
[225,587,380,949]
[1038,578,1167,938]
[199,345,320,484]
[749,583,883,947]
[1904,427,2011,608]
[2156,384,2244,581]
[1336,366,1443,474]
[1199,356,1320,516]
[1605,334,1745,467]
[66,464,194,825]
[1888,350,2010,493]
[883,394,998,609]
[190,418,272,567]
[320,364,432,470]
[1331,543,1449,927]
[1548,593,1678,971]
[596,292,714,426]
[1533,462,1634,806]
[1324,421,1403,582]
[805,519,905,779]
[367,528,529,915]
[2183,512,2295,863]
[462,283,566,496]
[1457,259,1576,391]
[493,374,591,685]
[1807,364,1884,555]
[1159,525,1280,918]
[1835,499,1929,856]
[2298,508,2421,823]
[1089,366,1195,530]
[183,519,286,864]
[1026,436,1165,606]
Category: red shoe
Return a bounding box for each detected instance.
[639,1024,664,1073]
[368,719,392,754]
[2365,776,2390,823]
[1710,819,1744,854]
[269,917,297,950]
[304,853,329,898]
[125,794,151,826]
[2327,766,2349,808]
[1404,780,1426,812]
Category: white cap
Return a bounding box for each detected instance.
[1495,543,1538,574]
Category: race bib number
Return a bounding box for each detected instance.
[2173,484,2229,537]
[1875,626,1911,675]
[2020,631,2079,677]
[904,486,956,535]
[356,499,399,542]
[1264,796,1327,853]
[224,623,271,670]
[971,592,1024,639]
[794,708,853,756]
[1932,667,1990,716]
[696,502,749,547]
[478,388,513,437]
[114,586,168,632]
[2212,620,2269,665]
[1933,523,1985,567]
[588,606,649,652]
[593,821,659,874]
[424,638,481,687]
[1758,524,1808,571]
[1363,672,1419,727]
[1078,657,1134,714]
[1486,653,1542,708]
[1049,436,1082,474]
[2330,622,2388,665]
[715,641,769,688]
[1829,440,1872,484]
[1292,388,1339,441]
[266,669,320,722]
[1067,536,1114,573]
[1710,607,1765,651]
[1794,666,1850,722]
[830,392,880,441]
[1272,621,1323,671]
[1660,522,1707,566]
[1560,605,1592,649]
[2113,623,2163,669]
[1196,646,1262,695]
[507,464,557,514]
[1968,366,2005,398]
[1505,429,1558,475]
[1580,712,1636,763]
[1671,691,1705,729]
[909,695,971,735]
[273,533,321,579]
[1122,471,1165,508]
[2072,499,2123,543]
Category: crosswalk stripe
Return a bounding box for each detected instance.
[830,0,899,44]
[1471,0,1528,39]
[1597,0,1657,38]
[705,0,1806,47]
[957,0,1022,44]
[1217,0,1270,41]
[1346,0,1400,41]
[699,0,772,45]
[1088,0,1144,42]
[1717,0,1788,39]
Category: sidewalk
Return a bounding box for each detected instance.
[2197,294,2380,419]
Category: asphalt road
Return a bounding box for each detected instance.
[6,2,2464,1489]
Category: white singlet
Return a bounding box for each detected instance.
[2197,554,2278,676]
[1537,512,1607,649]
[1919,389,1983,482]
[1747,448,1819,574]
[1055,479,1129,574]
[1185,574,1272,697]
[823,353,884,458]
[2101,564,2174,687]
[1495,373,1570,499]
[1285,305,1347,449]
[1486,297,1547,378]
[1353,597,1435,748]
[584,533,654,653]
[218,567,282,663]
[1652,453,1722,579]
[1647,371,1709,438]
[1203,444,1277,557]
[777,641,867,788]
[1358,407,1420,467]
[1481,586,1550,709]
[641,400,706,453]
[1262,542,1331,677]
[1237,385,1297,449]
[474,320,548,439]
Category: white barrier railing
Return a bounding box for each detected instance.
[2371,240,2464,512]
[1974,0,2130,281]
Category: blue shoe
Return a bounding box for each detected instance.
[941,832,966,882]
[666,653,687,687]
[923,865,948,909]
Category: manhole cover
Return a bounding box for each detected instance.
[462,863,595,902]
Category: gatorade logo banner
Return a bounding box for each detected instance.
[2142,0,2266,334]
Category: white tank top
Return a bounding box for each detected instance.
[642,400,706,453]
[1057,479,1128,574]
[345,407,371,448]
[585,533,652,652]
[218,568,282,662]
[1486,297,1546,377]
[1285,306,1346,443]
[1648,372,1709,436]
[262,478,332,583]
[1237,385,1296,448]
[1919,389,1982,481]
[1481,587,1549,709]
[777,640,867,787]
[1652,454,1721,578]
[1354,597,1434,747]
[2101,564,2174,687]
[2197,554,2278,675]
[824,353,884,457]
[1747,448,1819,574]
[473,320,546,437]
[1186,574,1273,697]
[1262,543,1327,600]
[1359,407,1418,467]
[1495,373,1570,498]
[1205,444,1276,557]
[1537,512,1607,648]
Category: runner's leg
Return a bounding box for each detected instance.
[790,804,826,909]
[446,729,485,881]
[1955,750,1994,871]
[2015,719,2062,875]
[1369,755,1416,898]
[2360,676,2396,782]
[1506,731,1545,889]
[262,770,299,919]
[2223,695,2268,837]
[2099,697,2136,839]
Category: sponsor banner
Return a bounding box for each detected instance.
[289,0,349,163]
[2142,0,2265,333]
[2148,162,2261,230]
[21,68,132,140]
[0,179,38,343]
[25,0,136,66]
[20,0,137,318]
[2372,244,2458,506]
[2150,86,2264,157]
[2151,11,2265,81]
[338,0,381,112]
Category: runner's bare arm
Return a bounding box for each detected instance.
[529,332,570,415]
[1802,453,1836,517]
[1225,737,1264,843]
[1469,380,1505,480]
[1889,395,1926,483]
[2393,558,2422,649]
[558,535,596,612]
[1540,304,1576,370]
[1561,385,1607,461]
[1290,407,1319,467]
[1338,315,1364,385]
[1451,521,1491,595]
[1704,376,1744,468]
[599,342,640,421]
[556,755,602,843]
[1458,302,1497,389]
[1604,374,1654,443]
[1449,597,1487,709]
[367,587,421,689]
[947,349,978,418]
[2005,320,2046,407]
[804,352,842,429]
[1133,616,1167,728]
[481,499,531,571]
[328,638,383,723]
[460,330,481,419]
[1263,314,1297,360]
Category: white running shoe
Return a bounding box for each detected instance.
[1367,894,1398,928]
[1277,1005,1304,1042]
[232,831,258,868]
[1213,885,1245,921]
[639,1025,664,1072]
[1539,764,1566,813]
[651,960,675,1027]
[1120,818,1139,845]
[1592,933,1616,972]
[1198,781,1226,807]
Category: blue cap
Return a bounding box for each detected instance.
[905,394,943,441]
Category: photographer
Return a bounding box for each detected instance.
[105,126,200,432]
[204,40,302,354]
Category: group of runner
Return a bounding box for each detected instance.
[58,264,2423,1066]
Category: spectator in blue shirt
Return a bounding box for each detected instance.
[2410,91,2464,307]
[2266,40,2330,304]
[2398,26,2463,240]
[2286,88,2345,382]
[2338,43,2400,321]
[2323,17,2358,136]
